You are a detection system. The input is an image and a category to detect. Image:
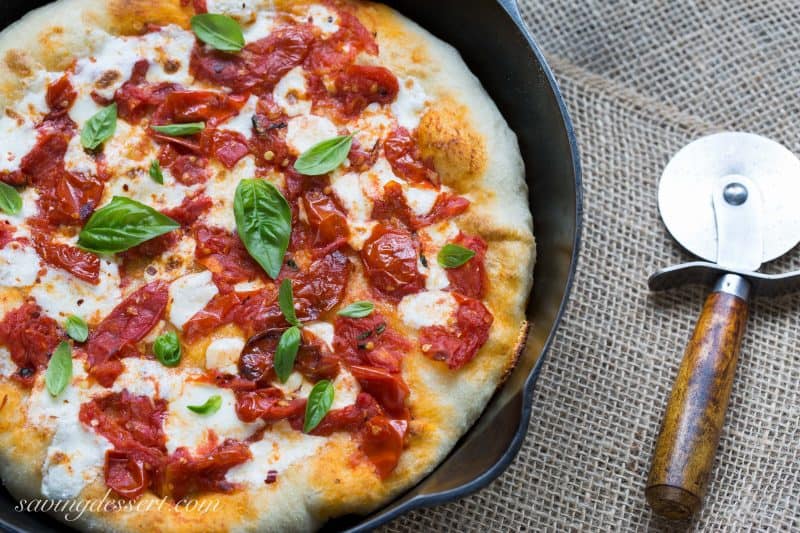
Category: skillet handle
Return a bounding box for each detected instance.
[646,274,750,519]
[496,0,522,19]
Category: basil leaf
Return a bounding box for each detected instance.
[154,331,181,367]
[81,103,117,150]
[278,279,300,327]
[294,135,353,176]
[151,122,205,136]
[187,394,222,415]
[274,326,301,383]
[77,196,180,253]
[191,13,245,53]
[234,179,291,279]
[45,341,72,397]
[303,379,334,433]
[149,159,164,184]
[65,315,88,343]
[437,243,476,268]
[337,301,374,318]
[0,182,22,215]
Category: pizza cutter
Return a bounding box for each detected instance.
[645,132,800,519]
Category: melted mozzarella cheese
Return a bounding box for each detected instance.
[234,279,265,292]
[392,77,428,130]
[0,347,16,378]
[63,135,98,175]
[164,384,263,454]
[272,371,311,397]
[307,5,340,36]
[206,0,258,22]
[0,71,51,172]
[0,116,37,173]
[405,185,439,216]
[29,365,112,499]
[330,170,376,250]
[273,66,311,117]
[71,30,140,104]
[168,271,218,329]
[225,420,325,487]
[41,419,112,500]
[0,242,40,287]
[353,105,393,148]
[101,121,159,176]
[142,235,198,285]
[398,290,458,330]
[331,368,361,409]
[112,358,186,400]
[419,221,459,290]
[205,337,246,374]
[242,11,277,41]
[305,321,334,349]
[0,188,40,238]
[139,25,197,86]
[286,114,339,155]
[222,94,258,137]
[363,157,401,193]
[202,156,253,230]
[30,259,122,322]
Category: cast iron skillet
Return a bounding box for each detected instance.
[0,1,581,531]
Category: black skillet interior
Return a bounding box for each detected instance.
[0,1,580,531]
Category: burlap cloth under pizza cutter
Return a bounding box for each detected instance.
[383,1,800,531]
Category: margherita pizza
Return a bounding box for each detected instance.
[0,0,534,530]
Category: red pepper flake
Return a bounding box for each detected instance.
[265,470,278,484]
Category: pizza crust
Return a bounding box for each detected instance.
[0,1,534,531]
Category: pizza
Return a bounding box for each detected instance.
[0,0,534,530]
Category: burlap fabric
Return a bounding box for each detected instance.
[385,1,800,530]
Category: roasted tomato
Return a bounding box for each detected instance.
[359,415,407,479]
[360,224,424,301]
[235,388,306,423]
[445,232,488,299]
[105,451,151,500]
[191,26,314,94]
[384,127,437,185]
[0,301,62,386]
[86,281,169,386]
[301,190,349,249]
[333,313,409,373]
[152,90,247,128]
[349,365,409,418]
[419,295,494,369]
[329,65,399,117]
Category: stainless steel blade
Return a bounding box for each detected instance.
[658,132,800,269]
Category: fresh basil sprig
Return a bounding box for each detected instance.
[81,103,117,150]
[294,134,353,176]
[65,315,88,343]
[77,196,180,254]
[234,179,291,279]
[0,182,22,215]
[187,395,222,415]
[438,243,476,268]
[303,379,334,433]
[45,341,72,397]
[279,279,300,327]
[337,301,374,318]
[149,159,164,184]
[274,326,301,384]
[151,122,205,136]
[154,331,181,367]
[191,13,245,53]
[274,279,302,383]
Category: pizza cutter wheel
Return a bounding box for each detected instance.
[646,132,800,519]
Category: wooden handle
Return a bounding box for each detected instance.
[646,275,750,519]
